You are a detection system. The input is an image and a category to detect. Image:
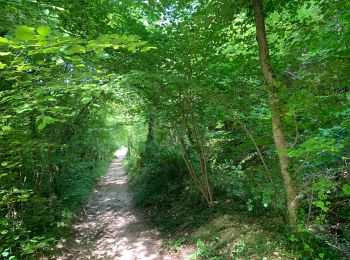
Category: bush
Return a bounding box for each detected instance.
[128,143,188,207]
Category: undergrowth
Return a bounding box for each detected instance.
[1,150,116,259]
[30,157,114,259]
[126,142,344,260]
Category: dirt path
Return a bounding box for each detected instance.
[57,153,190,260]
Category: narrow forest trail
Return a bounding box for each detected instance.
[56,150,190,260]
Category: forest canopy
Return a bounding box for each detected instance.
[0,0,349,259]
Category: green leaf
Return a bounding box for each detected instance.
[15,25,35,41]
[342,184,350,196]
[0,62,7,69]
[23,247,34,254]
[127,45,137,51]
[313,200,330,212]
[289,234,298,242]
[1,251,9,257]
[288,137,341,158]
[37,26,52,37]
[82,97,92,105]
[140,46,157,52]
[318,253,325,259]
[0,229,8,234]
[0,52,11,56]
[61,44,86,55]
[0,125,11,132]
[38,116,56,130]
[0,36,9,44]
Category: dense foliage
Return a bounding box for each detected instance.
[0,0,349,259]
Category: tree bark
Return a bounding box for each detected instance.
[187,96,213,207]
[176,91,214,207]
[253,0,298,229]
[177,135,213,207]
[147,112,155,144]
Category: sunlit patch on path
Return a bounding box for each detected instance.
[56,148,189,259]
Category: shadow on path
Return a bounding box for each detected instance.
[56,151,190,260]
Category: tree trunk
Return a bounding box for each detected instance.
[176,92,214,208]
[147,112,155,144]
[187,97,214,207]
[177,135,214,207]
[253,0,298,229]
